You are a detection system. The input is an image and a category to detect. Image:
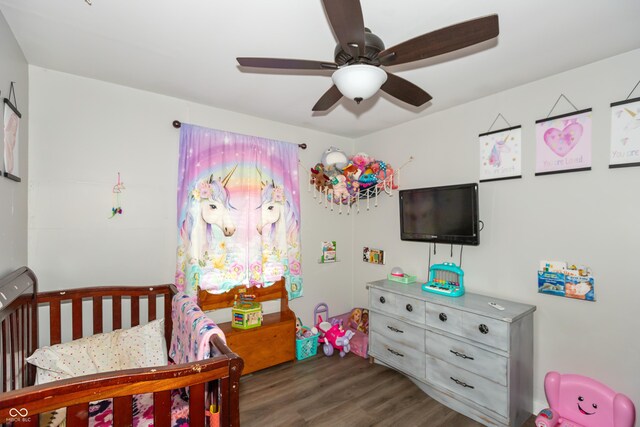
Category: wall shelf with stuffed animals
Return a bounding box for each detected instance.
[308,147,412,214]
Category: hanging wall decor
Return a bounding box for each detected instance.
[109,172,125,218]
[479,114,522,182]
[609,82,640,168]
[3,82,22,182]
[535,95,592,176]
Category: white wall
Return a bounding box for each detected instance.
[353,48,640,411]
[27,66,355,329]
[0,11,28,276]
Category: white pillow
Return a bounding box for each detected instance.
[27,319,168,384]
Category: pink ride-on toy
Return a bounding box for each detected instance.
[535,371,635,427]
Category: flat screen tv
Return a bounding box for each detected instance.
[399,183,479,246]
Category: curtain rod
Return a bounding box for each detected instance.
[172,120,307,149]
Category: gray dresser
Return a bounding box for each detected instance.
[368,279,536,427]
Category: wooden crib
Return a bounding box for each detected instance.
[0,267,243,426]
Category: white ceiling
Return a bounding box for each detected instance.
[1,1,639,138]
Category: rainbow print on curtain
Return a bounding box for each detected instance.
[175,124,302,299]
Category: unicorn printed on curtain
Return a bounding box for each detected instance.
[175,124,302,299]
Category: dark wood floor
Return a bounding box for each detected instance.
[239,353,536,426]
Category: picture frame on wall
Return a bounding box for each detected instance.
[535,109,592,176]
[363,247,385,265]
[479,125,522,182]
[609,96,640,168]
[3,98,22,182]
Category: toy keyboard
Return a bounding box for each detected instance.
[422,262,465,297]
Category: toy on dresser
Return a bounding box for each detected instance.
[535,371,635,427]
[422,262,465,297]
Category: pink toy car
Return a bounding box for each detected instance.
[535,371,635,427]
[317,321,354,357]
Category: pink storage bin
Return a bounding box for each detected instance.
[328,308,369,359]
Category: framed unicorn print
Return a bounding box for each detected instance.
[535,108,592,176]
[3,98,22,182]
[479,125,522,182]
[609,96,640,168]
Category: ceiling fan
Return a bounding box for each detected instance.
[237,0,499,112]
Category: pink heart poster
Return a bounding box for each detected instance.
[535,109,592,175]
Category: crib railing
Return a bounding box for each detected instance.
[0,334,243,426]
[37,285,173,348]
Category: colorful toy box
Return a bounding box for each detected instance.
[232,301,263,329]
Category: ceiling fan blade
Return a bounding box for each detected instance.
[312,85,343,111]
[380,72,432,107]
[237,57,338,70]
[379,14,499,66]
[321,0,366,58]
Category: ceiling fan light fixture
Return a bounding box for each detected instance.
[331,64,387,103]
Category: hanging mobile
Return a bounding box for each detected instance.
[109,172,125,218]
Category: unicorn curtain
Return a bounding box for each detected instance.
[175,124,303,299]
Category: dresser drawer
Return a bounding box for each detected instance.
[460,312,509,351]
[371,312,425,353]
[425,354,508,417]
[425,302,462,335]
[370,288,396,315]
[424,330,507,386]
[395,293,426,324]
[370,288,425,325]
[371,331,425,380]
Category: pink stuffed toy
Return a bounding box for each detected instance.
[331,175,350,204]
[370,161,398,190]
[351,152,374,172]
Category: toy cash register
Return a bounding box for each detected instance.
[422,262,465,297]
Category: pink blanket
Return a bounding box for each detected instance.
[169,293,226,364]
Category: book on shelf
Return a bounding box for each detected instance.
[321,241,336,263]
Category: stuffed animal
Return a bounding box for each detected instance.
[351,152,374,172]
[370,161,398,189]
[310,164,333,193]
[321,146,349,170]
[358,171,378,189]
[331,175,350,204]
[342,162,362,181]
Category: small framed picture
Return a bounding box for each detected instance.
[610,97,640,168]
[3,98,22,182]
[535,109,592,176]
[363,247,385,265]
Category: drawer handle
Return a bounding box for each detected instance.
[406,304,413,312]
[387,348,404,357]
[479,324,489,334]
[450,376,475,389]
[387,325,404,333]
[439,313,447,322]
[450,350,475,360]
[380,296,386,304]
